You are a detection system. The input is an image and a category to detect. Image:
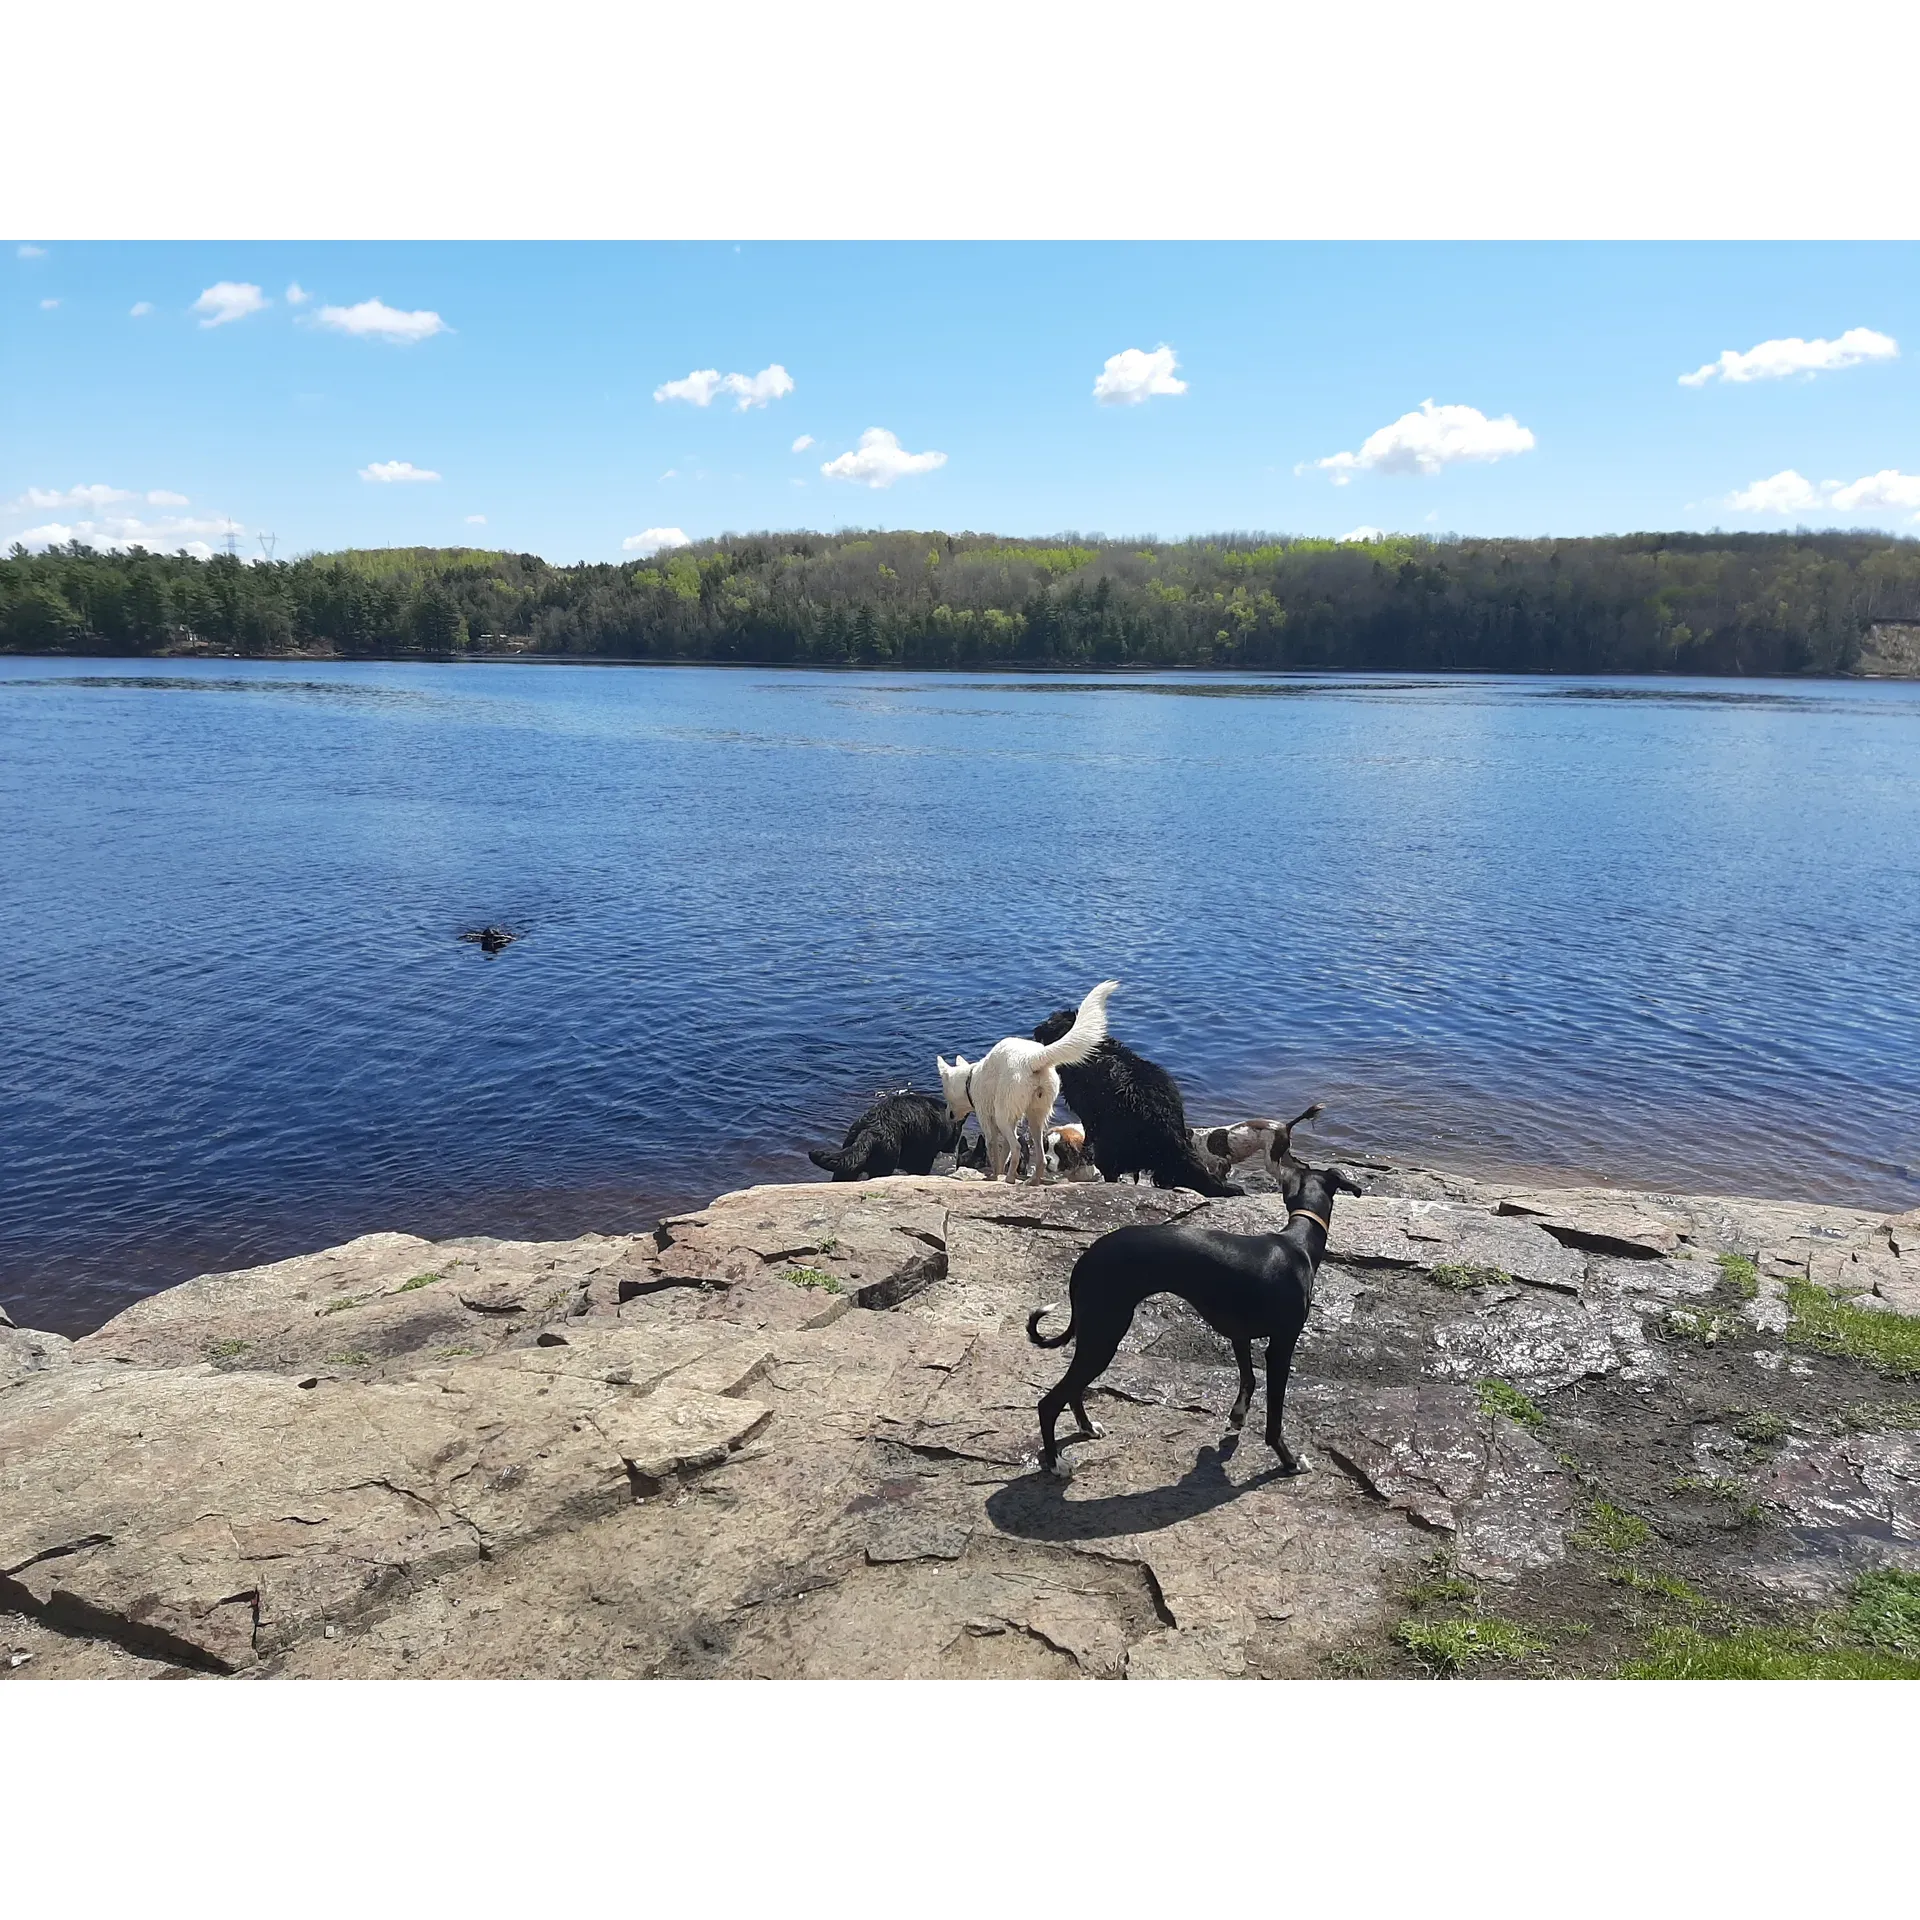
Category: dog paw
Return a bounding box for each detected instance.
[1081,1419,1106,1439]
[1047,1456,1074,1481]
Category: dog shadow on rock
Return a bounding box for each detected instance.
[983,1435,1288,1543]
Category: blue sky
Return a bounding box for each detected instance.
[6,242,1918,562]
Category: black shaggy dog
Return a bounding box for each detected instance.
[1026,1162,1364,1477]
[1030,1007,1240,1196]
[808,1091,962,1181]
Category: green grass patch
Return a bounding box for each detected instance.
[1324,1644,1389,1678]
[1718,1253,1760,1301]
[324,1350,373,1367]
[1661,1305,1735,1346]
[1403,1574,1479,1610]
[320,1292,371,1316]
[1668,1475,1763,1525]
[1786,1278,1920,1378]
[1430,1263,1510,1292]
[1572,1499,1651,1555]
[395,1271,441,1293]
[1839,1398,1920,1432]
[436,1344,478,1359]
[1395,1615,1546,1676]
[1730,1410,1789,1445]
[1670,1473,1744,1500]
[785,1266,844,1293]
[1476,1377,1545,1427]
[1847,1570,1920,1656]
[1624,1570,1920,1677]
[1607,1564,1710,1609]
[207,1338,250,1361]
[1621,1624,1920,1680]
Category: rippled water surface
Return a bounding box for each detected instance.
[4,659,1917,1333]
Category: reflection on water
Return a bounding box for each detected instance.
[2,674,443,709]
[3,658,1917,1335]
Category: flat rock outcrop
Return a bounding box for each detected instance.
[4,1159,1917,1679]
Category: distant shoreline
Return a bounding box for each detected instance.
[7,650,1916,683]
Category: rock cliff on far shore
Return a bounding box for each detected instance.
[4,1162,1918,1680]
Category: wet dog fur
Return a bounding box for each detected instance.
[808,1090,962,1180]
[1030,1008,1240,1195]
[939,980,1118,1185]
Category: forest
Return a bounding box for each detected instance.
[5,528,1918,675]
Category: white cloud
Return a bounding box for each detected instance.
[286,282,313,306]
[11,483,189,512]
[820,427,947,489]
[130,301,154,317]
[14,511,233,557]
[721,363,793,409]
[1093,344,1187,406]
[1304,399,1536,484]
[13,483,135,510]
[17,243,46,258]
[655,369,725,407]
[315,298,448,344]
[1728,469,1822,513]
[39,298,59,310]
[660,468,679,480]
[1338,526,1386,543]
[623,527,691,556]
[358,460,441,483]
[192,281,269,328]
[465,513,487,525]
[790,434,815,453]
[1830,470,1920,514]
[1728,466,1920,521]
[654,363,794,409]
[1680,327,1897,387]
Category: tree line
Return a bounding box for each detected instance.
[5,528,1918,675]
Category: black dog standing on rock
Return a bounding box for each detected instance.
[1026,1162,1364,1478]
[808,1090,964,1180]
[1030,1006,1240,1195]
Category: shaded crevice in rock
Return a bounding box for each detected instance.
[3,1532,114,1577]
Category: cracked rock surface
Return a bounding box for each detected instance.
[4,1162,1917,1678]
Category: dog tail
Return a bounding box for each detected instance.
[808,1132,874,1180]
[1285,1101,1326,1133]
[1030,979,1119,1071]
[1027,1302,1076,1349]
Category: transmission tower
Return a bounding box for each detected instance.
[221,516,240,559]
[257,532,278,563]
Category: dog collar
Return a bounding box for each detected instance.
[1288,1208,1331,1233]
[961,1065,976,1110]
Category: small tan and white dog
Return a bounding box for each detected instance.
[939,980,1118,1185]
[1044,1122,1090,1177]
[1191,1103,1326,1183]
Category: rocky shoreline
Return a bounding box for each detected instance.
[4,1159,1918,1679]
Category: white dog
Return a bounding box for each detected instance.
[938,980,1119,1185]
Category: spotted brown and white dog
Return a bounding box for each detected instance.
[1191,1103,1325,1186]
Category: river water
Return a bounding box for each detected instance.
[3,659,1916,1333]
